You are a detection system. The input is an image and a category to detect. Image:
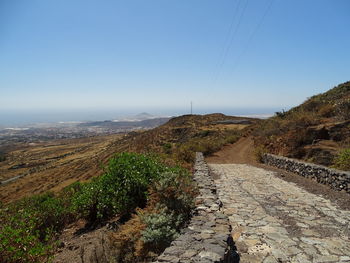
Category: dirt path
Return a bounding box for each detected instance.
[209,163,350,263]
[206,136,257,165]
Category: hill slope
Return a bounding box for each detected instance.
[0,114,255,203]
[253,81,350,168]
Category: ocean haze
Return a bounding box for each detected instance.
[0,107,280,127]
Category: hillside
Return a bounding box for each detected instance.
[0,114,255,203]
[0,113,256,263]
[253,81,350,169]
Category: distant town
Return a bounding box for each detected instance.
[0,113,170,152]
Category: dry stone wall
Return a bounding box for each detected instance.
[262,153,350,193]
[154,153,239,263]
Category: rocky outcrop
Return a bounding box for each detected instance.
[154,153,239,263]
[262,153,350,193]
[53,227,115,263]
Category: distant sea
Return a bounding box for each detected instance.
[0,107,285,128]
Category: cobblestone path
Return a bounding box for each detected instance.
[209,164,350,263]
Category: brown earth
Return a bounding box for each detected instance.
[206,136,257,165]
[0,134,124,203]
[53,219,117,263]
[206,136,350,210]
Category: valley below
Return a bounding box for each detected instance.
[0,134,124,203]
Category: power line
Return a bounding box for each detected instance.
[212,0,249,87]
[230,0,274,74]
[212,0,242,80]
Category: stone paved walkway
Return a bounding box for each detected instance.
[209,164,350,263]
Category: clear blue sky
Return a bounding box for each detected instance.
[1,0,350,116]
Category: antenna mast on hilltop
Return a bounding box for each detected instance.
[190,101,193,115]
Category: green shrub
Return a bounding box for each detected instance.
[71,179,105,223]
[7,193,69,240]
[0,193,68,263]
[333,148,350,171]
[0,223,53,263]
[72,153,170,223]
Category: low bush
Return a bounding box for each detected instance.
[162,143,172,154]
[0,192,70,263]
[275,110,287,118]
[174,130,240,163]
[254,145,267,162]
[0,223,53,263]
[141,170,195,252]
[318,103,335,117]
[0,153,5,162]
[333,148,350,171]
[150,171,195,220]
[225,134,240,144]
[197,130,211,137]
[1,152,187,262]
[112,214,146,263]
[112,166,195,262]
[335,99,350,120]
[141,208,182,252]
[175,145,196,163]
[72,152,170,223]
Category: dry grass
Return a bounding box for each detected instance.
[112,212,150,263]
[253,81,350,167]
[0,134,123,203]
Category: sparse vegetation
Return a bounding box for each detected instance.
[0,193,72,263]
[253,81,350,167]
[254,145,268,162]
[0,152,195,263]
[0,153,5,162]
[0,113,251,262]
[120,113,250,167]
[162,143,172,154]
[333,148,350,171]
[112,168,196,262]
[174,129,241,163]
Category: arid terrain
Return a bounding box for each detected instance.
[0,134,124,203]
[0,114,253,204]
[253,81,350,169]
[1,106,349,263]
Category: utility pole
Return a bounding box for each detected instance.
[190,101,193,115]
